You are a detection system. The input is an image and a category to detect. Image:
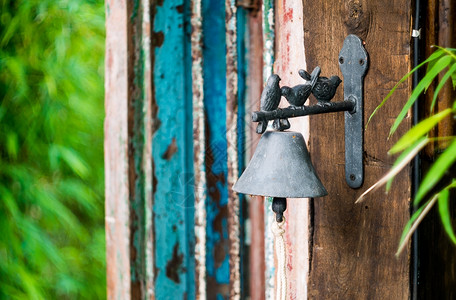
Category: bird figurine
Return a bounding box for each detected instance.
[257,74,289,134]
[298,66,321,82]
[312,74,342,106]
[281,67,321,107]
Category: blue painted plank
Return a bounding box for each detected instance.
[235,7,248,298]
[152,0,195,298]
[202,0,230,298]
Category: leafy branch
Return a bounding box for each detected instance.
[358,47,456,256]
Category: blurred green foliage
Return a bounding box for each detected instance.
[0,0,105,298]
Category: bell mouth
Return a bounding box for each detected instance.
[233,131,327,198]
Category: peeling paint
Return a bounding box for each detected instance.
[153,0,195,298]
[151,31,165,47]
[162,138,178,160]
[202,0,230,297]
[166,242,185,283]
[190,0,207,297]
[176,4,185,13]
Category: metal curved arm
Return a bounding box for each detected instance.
[251,97,355,123]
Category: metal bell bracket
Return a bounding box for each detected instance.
[251,34,368,189]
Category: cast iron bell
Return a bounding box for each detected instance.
[233,131,327,198]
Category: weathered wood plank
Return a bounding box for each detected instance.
[303,1,412,298]
[105,0,155,298]
[105,0,131,298]
[261,1,276,299]
[246,7,266,300]
[225,1,241,299]
[127,1,154,298]
[274,1,309,299]
[436,0,456,149]
[201,0,230,297]
[152,0,195,298]
[190,0,207,299]
[423,0,438,158]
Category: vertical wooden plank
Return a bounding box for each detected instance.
[152,0,195,298]
[235,6,250,299]
[423,0,438,158]
[303,1,412,299]
[202,0,230,297]
[274,1,309,299]
[246,8,266,300]
[106,0,155,298]
[261,1,276,299]
[190,0,207,299]
[105,0,131,298]
[436,0,456,148]
[138,0,154,297]
[225,1,241,299]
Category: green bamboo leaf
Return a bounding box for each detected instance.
[0,185,19,219]
[386,137,430,191]
[397,194,438,256]
[398,202,427,247]
[390,55,453,137]
[53,145,90,178]
[356,137,429,203]
[431,63,456,112]
[438,189,456,244]
[6,131,19,160]
[415,139,456,205]
[434,45,456,61]
[366,49,445,127]
[389,108,453,154]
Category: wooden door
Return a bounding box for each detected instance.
[105,0,416,299]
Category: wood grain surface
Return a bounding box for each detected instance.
[302,1,413,299]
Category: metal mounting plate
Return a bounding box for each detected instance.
[339,34,368,188]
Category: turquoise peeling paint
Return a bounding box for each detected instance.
[150,1,249,298]
[202,0,230,298]
[236,7,248,298]
[182,0,197,297]
[153,0,195,298]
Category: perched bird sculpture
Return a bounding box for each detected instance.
[257,74,289,134]
[312,75,342,106]
[298,66,321,82]
[281,67,321,107]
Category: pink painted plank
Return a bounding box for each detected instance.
[105,1,131,298]
[274,1,310,299]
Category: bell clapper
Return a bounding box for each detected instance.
[272,197,287,222]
